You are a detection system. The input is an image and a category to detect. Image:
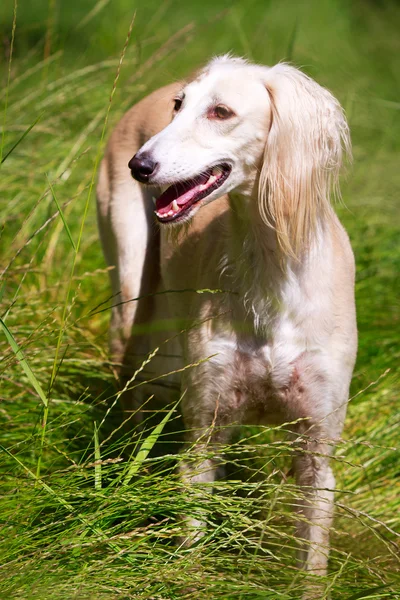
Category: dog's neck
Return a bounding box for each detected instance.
[228,191,288,275]
[225,191,324,332]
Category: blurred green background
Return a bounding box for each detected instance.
[0,1,399,599]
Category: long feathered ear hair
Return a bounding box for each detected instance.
[259,64,351,258]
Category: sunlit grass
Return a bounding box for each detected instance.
[1,1,399,598]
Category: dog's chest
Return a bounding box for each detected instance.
[203,320,324,426]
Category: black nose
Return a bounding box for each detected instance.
[128,153,158,183]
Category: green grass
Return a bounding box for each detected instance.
[1,0,399,598]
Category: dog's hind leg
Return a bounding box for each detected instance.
[177,389,232,545]
[178,443,221,545]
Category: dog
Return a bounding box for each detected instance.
[97,55,357,578]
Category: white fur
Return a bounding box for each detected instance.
[97,56,357,588]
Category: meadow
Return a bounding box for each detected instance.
[0,0,399,598]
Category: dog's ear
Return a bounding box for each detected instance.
[259,64,351,258]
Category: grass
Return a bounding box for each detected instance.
[0,0,399,598]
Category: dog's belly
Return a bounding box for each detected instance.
[203,338,330,428]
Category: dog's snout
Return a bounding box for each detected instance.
[128,153,158,183]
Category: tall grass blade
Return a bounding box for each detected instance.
[346,584,393,599]
[0,318,48,408]
[1,113,43,166]
[0,318,50,482]
[46,174,77,251]
[0,0,17,164]
[122,400,180,486]
[76,0,111,30]
[94,421,102,490]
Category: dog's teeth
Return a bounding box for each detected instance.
[212,167,222,176]
[199,175,216,190]
[167,210,174,216]
[171,200,179,212]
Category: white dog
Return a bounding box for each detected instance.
[97,55,357,577]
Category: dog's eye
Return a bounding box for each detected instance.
[211,104,235,120]
[173,97,183,112]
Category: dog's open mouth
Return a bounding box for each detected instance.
[154,163,231,223]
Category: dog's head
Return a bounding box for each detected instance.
[129,55,350,256]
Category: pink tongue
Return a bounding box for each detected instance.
[156,172,210,215]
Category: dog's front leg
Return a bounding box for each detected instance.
[178,443,220,545]
[178,391,228,546]
[293,436,335,580]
